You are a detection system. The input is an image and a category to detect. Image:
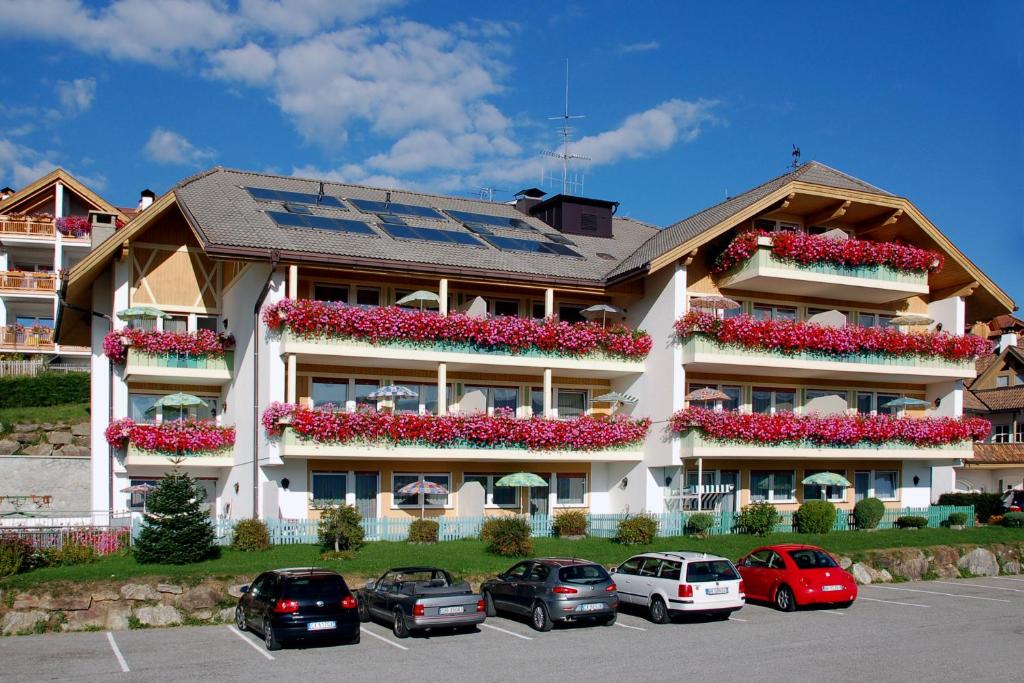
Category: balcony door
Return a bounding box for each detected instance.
[529,475,550,515]
[355,473,379,519]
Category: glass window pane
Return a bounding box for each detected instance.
[856,392,874,415]
[191,398,216,421]
[854,472,870,502]
[356,288,380,306]
[532,301,546,319]
[129,394,158,421]
[721,386,741,411]
[393,474,419,507]
[493,300,520,317]
[196,316,219,331]
[877,314,893,328]
[752,389,772,414]
[424,474,450,507]
[493,482,517,506]
[314,284,349,302]
[164,316,188,333]
[775,390,796,413]
[750,472,770,502]
[556,474,585,505]
[774,307,797,322]
[558,305,586,323]
[874,471,897,499]
[492,387,519,413]
[877,394,899,416]
[752,304,772,321]
[530,388,544,417]
[394,384,420,414]
[420,384,439,415]
[312,379,348,408]
[557,390,586,419]
[354,380,379,409]
[312,473,346,502]
[859,313,877,328]
[773,471,794,500]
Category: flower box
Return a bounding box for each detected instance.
[106,418,235,456]
[104,328,235,364]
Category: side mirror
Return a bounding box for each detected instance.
[365,580,375,590]
[239,585,250,594]
[609,566,618,574]
[741,559,750,567]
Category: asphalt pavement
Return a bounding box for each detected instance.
[3,576,1022,682]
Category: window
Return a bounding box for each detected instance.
[787,549,838,569]
[806,307,849,324]
[531,301,547,319]
[750,470,795,502]
[354,380,380,409]
[128,478,158,510]
[163,316,188,333]
[873,471,898,500]
[556,390,587,419]
[752,388,795,414]
[803,389,848,415]
[1016,424,1024,443]
[393,383,451,415]
[392,473,450,508]
[463,474,518,507]
[355,287,380,306]
[996,376,1010,388]
[129,394,158,421]
[993,425,1011,443]
[616,557,643,575]
[686,561,739,582]
[530,388,544,417]
[659,560,682,581]
[556,473,586,505]
[688,383,741,411]
[312,472,347,504]
[129,393,217,421]
[196,316,219,332]
[1017,372,1024,386]
[802,470,846,502]
[126,317,157,331]
[858,312,894,329]
[492,299,520,317]
[462,385,519,415]
[856,392,900,416]
[855,469,898,501]
[558,304,586,323]
[753,303,797,322]
[314,284,349,302]
[311,378,348,408]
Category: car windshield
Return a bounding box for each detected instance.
[284,575,346,600]
[558,564,610,585]
[685,560,739,583]
[787,549,838,569]
[387,570,448,587]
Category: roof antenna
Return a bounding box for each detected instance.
[791,144,802,169]
[542,59,591,195]
[384,190,392,210]
[317,181,324,207]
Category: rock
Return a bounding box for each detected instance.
[873,548,928,581]
[1003,560,1021,575]
[92,590,120,602]
[46,431,73,445]
[12,594,40,610]
[21,443,53,456]
[55,445,90,457]
[837,556,852,570]
[40,423,57,431]
[2,610,48,636]
[0,439,20,453]
[227,584,249,599]
[105,607,132,631]
[63,605,107,631]
[992,544,1022,567]
[157,583,183,595]
[876,569,893,583]
[178,586,222,611]
[120,583,159,601]
[190,609,214,621]
[71,423,90,437]
[959,548,999,577]
[135,605,182,627]
[850,563,877,585]
[13,423,38,432]
[217,607,237,623]
[10,432,36,443]
[39,594,91,611]
[928,546,961,579]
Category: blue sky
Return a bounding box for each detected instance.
[1,1,1020,308]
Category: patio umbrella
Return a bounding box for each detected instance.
[685,387,731,407]
[889,314,933,326]
[690,295,741,311]
[367,385,418,401]
[881,397,930,409]
[801,472,852,500]
[397,480,449,518]
[121,483,155,512]
[591,391,638,414]
[580,304,626,325]
[395,290,441,311]
[117,306,171,320]
[495,472,548,516]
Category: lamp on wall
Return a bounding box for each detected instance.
[620,477,628,490]
[912,475,920,486]
[233,483,239,494]
[281,478,290,490]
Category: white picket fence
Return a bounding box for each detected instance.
[0,361,88,377]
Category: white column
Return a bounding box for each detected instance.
[0,249,7,328]
[288,265,298,299]
[696,457,704,512]
[286,354,297,404]
[437,362,447,415]
[54,182,65,218]
[543,368,553,418]
[439,278,448,316]
[544,288,554,318]
[53,183,64,325]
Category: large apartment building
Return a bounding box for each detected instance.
[56,162,1016,523]
[0,169,130,366]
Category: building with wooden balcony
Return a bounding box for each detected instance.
[57,162,1016,524]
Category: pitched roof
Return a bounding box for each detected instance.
[0,167,126,220]
[964,389,989,412]
[970,443,1024,465]
[990,314,1024,336]
[970,386,1024,412]
[173,168,659,285]
[606,161,891,279]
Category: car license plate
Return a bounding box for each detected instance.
[307,621,336,631]
[577,603,604,612]
[438,606,464,615]
[821,585,844,592]
[705,587,728,595]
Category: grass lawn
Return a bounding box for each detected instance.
[0,402,89,430]
[4,526,1022,590]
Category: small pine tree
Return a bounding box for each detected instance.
[134,472,219,564]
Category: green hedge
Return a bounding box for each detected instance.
[0,372,89,408]
[936,492,1003,523]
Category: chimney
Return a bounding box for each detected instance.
[0,186,13,201]
[138,189,156,211]
[999,333,1019,353]
[529,194,619,238]
[88,210,117,249]
[513,187,546,215]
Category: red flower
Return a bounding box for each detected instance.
[105,418,235,455]
[103,328,234,364]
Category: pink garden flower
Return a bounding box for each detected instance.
[104,418,235,455]
[103,328,235,364]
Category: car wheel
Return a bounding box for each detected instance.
[599,612,617,627]
[347,629,361,645]
[530,602,553,632]
[648,596,670,625]
[774,585,796,613]
[235,606,247,632]
[484,591,497,617]
[837,600,854,609]
[392,610,410,639]
[263,620,281,651]
[710,612,731,622]
[357,599,371,623]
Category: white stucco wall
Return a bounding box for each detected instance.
[89,268,113,523]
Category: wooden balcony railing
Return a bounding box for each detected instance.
[0,216,56,238]
[0,325,55,350]
[0,272,58,293]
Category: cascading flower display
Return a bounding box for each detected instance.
[262,300,652,360]
[262,402,650,451]
[103,328,235,364]
[670,406,990,447]
[104,418,235,455]
[713,230,944,274]
[55,215,92,238]
[674,310,990,362]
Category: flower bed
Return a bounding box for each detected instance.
[670,406,989,447]
[102,328,235,364]
[104,418,235,455]
[675,310,990,362]
[55,216,91,238]
[263,403,650,451]
[263,299,652,360]
[713,230,944,274]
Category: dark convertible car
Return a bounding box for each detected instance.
[357,566,486,638]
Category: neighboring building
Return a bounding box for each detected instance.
[56,162,1016,524]
[0,168,129,367]
[958,320,1024,492]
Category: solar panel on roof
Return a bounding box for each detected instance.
[283,202,312,215]
[245,187,346,209]
[266,211,377,236]
[347,198,445,220]
[482,235,583,258]
[378,223,485,247]
[544,233,576,246]
[538,242,582,257]
[446,209,525,229]
[377,213,407,225]
[462,222,495,236]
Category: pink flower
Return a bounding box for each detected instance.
[105,418,235,455]
[103,328,234,364]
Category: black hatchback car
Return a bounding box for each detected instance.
[482,558,618,631]
[235,568,361,650]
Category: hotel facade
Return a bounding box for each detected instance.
[56,162,1015,523]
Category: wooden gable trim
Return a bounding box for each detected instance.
[0,168,125,220]
[975,346,1024,387]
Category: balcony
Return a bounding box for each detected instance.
[123,348,233,385]
[680,431,973,461]
[0,216,56,241]
[716,236,930,303]
[0,272,58,298]
[125,443,234,468]
[0,325,55,351]
[107,418,236,468]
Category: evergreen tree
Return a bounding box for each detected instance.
[134,472,218,564]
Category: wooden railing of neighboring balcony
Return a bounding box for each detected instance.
[0,216,56,238]
[0,325,55,350]
[0,272,58,293]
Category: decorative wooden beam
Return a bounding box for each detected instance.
[682,249,699,266]
[929,280,979,302]
[856,208,904,236]
[805,200,852,227]
[776,192,796,212]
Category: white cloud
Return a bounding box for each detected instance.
[615,41,660,54]
[574,98,720,164]
[55,77,96,116]
[0,138,59,187]
[236,0,404,38]
[205,43,277,85]
[143,127,215,166]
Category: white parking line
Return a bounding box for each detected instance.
[481,623,533,641]
[614,622,647,631]
[106,632,129,673]
[933,580,1024,593]
[989,576,1024,583]
[869,586,1011,603]
[227,625,276,661]
[812,610,844,616]
[360,626,410,650]
[858,597,929,608]
[728,617,748,622]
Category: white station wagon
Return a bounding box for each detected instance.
[610,551,745,624]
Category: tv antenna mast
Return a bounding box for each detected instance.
[790,144,802,169]
[542,60,590,195]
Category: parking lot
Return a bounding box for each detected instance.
[3,575,1023,682]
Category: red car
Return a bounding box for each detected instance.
[736,544,857,612]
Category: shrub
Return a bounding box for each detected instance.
[936,492,1003,523]
[1003,512,1024,528]
[408,519,439,544]
[615,514,658,545]
[134,473,219,565]
[231,518,270,552]
[318,504,365,552]
[0,372,89,408]
[44,542,97,567]
[0,534,32,576]
[895,515,929,529]
[480,516,532,556]
[687,513,716,537]
[552,509,588,537]
[947,511,969,527]
[853,497,885,530]
[794,500,836,534]
[737,502,782,536]
[988,514,1006,526]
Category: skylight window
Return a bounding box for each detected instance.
[481,235,583,258]
[347,198,445,220]
[378,223,485,247]
[245,186,346,209]
[266,211,377,236]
